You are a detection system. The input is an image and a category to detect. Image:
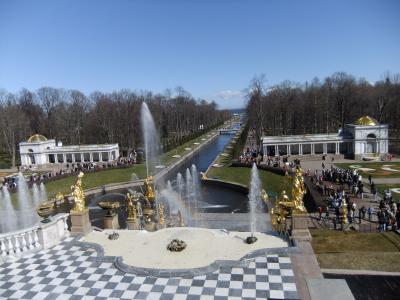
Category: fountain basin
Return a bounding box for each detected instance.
[81,227,288,269]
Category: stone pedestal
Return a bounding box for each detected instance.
[144,221,157,232]
[104,214,120,229]
[291,213,311,241]
[126,218,140,230]
[70,209,92,235]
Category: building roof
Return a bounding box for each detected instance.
[262,133,342,144]
[354,116,379,126]
[27,134,48,143]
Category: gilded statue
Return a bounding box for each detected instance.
[125,192,137,220]
[158,203,165,226]
[144,176,155,202]
[71,172,86,212]
[342,200,348,224]
[261,189,269,204]
[291,168,307,213]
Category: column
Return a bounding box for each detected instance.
[311,144,315,155]
[63,154,66,163]
[288,144,291,156]
[99,152,103,162]
[323,143,327,154]
[72,153,76,163]
[90,152,93,162]
[335,143,339,154]
[275,145,278,157]
[299,144,303,155]
[54,154,58,163]
[80,153,84,162]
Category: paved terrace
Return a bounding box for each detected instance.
[0,235,299,300]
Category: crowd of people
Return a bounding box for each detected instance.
[309,164,400,231]
[1,150,140,190]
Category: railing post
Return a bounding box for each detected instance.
[14,235,20,254]
[7,237,13,255]
[0,238,6,257]
[26,230,34,249]
[20,233,28,252]
[33,229,40,248]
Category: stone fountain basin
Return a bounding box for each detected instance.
[81,227,288,269]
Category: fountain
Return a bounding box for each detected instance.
[246,163,261,244]
[32,183,41,207]
[141,102,161,177]
[39,182,48,203]
[16,172,34,228]
[0,187,17,232]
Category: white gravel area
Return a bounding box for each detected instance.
[82,227,288,269]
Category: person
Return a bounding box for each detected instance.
[325,206,329,219]
[318,206,322,220]
[367,207,373,222]
[368,174,372,185]
[396,208,400,230]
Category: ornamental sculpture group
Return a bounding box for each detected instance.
[270,168,309,237]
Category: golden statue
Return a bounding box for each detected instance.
[342,201,348,224]
[126,193,137,220]
[291,168,307,213]
[71,172,86,212]
[144,176,155,202]
[158,203,165,226]
[261,189,269,204]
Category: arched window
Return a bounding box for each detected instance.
[28,149,34,153]
[367,133,377,139]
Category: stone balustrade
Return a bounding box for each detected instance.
[0,213,69,262]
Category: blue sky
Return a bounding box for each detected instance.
[0,0,399,109]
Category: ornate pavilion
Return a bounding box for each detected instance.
[262,116,389,160]
[19,134,119,167]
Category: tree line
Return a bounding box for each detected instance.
[0,87,230,167]
[246,72,400,153]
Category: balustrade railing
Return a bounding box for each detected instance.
[0,213,69,261]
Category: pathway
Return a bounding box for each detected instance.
[0,236,298,300]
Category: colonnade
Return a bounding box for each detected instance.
[49,151,116,164]
[264,142,341,157]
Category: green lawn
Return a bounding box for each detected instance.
[311,229,400,272]
[206,166,285,197]
[375,184,400,202]
[43,164,146,198]
[335,162,400,178]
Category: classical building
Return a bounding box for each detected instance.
[19,134,119,167]
[262,116,388,160]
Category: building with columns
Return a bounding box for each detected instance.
[19,134,119,167]
[262,116,388,160]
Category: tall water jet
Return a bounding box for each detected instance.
[176,173,184,200]
[191,164,200,226]
[39,182,48,202]
[1,187,18,232]
[185,168,192,217]
[140,102,161,177]
[17,172,33,228]
[32,183,41,207]
[247,163,261,244]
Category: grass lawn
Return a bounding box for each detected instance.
[311,229,400,272]
[335,162,400,178]
[41,164,146,198]
[375,184,400,202]
[206,166,285,197]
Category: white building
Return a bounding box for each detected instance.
[19,134,119,167]
[262,116,388,160]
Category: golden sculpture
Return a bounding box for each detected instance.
[261,189,269,204]
[144,176,155,202]
[342,200,348,224]
[125,192,137,220]
[158,203,165,226]
[71,172,86,212]
[271,167,307,232]
[291,168,307,213]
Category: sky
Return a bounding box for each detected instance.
[0,0,399,109]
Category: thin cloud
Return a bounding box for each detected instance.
[216,90,244,100]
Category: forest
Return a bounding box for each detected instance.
[246,72,400,152]
[0,87,230,167]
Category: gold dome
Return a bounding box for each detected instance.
[27,134,48,143]
[354,116,378,126]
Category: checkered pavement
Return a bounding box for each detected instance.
[0,237,298,299]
